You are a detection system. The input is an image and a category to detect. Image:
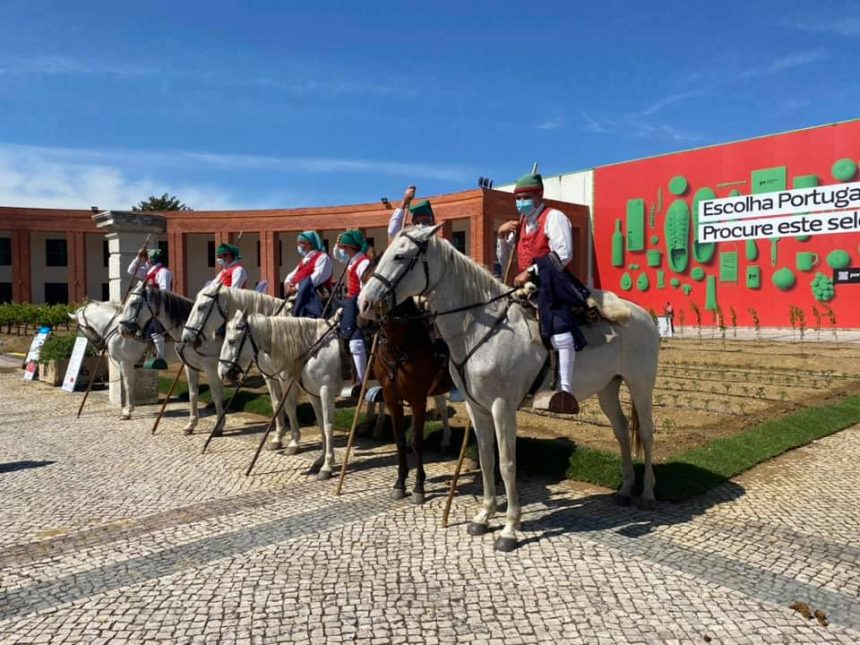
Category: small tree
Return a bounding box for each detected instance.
[789,305,807,354]
[747,307,761,341]
[821,303,837,341]
[689,300,702,340]
[716,305,727,348]
[788,305,798,341]
[812,305,822,342]
[132,193,192,212]
[678,309,686,335]
[729,306,738,338]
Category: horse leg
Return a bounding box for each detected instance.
[184,368,200,434]
[466,403,498,536]
[283,385,301,456]
[314,386,337,480]
[490,397,520,552]
[597,378,635,505]
[263,378,287,451]
[203,363,226,435]
[628,380,657,509]
[389,397,408,500]
[411,398,427,505]
[434,395,451,451]
[120,360,134,420]
[372,401,386,439]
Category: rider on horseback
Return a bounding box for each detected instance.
[127,247,173,366]
[335,229,372,396]
[214,243,248,289]
[497,172,589,413]
[387,185,436,240]
[284,230,333,318]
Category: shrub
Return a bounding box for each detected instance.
[38,334,95,363]
[747,307,761,341]
[689,300,702,340]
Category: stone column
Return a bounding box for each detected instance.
[92,211,166,406]
[259,230,279,296]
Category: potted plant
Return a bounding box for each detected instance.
[38,334,102,387]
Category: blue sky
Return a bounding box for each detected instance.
[0,0,858,210]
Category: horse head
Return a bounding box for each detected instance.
[218,310,255,386]
[359,224,443,320]
[182,282,225,349]
[119,283,154,338]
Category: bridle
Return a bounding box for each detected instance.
[78,306,119,351]
[367,232,444,313]
[183,283,229,347]
[218,315,277,381]
[119,284,159,338]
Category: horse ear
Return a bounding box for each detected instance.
[425,223,443,237]
[67,312,76,320]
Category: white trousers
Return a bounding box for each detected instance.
[151,333,166,360]
[349,339,368,383]
[550,332,575,394]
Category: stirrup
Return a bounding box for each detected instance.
[532,390,579,414]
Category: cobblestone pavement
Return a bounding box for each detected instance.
[1,370,858,644]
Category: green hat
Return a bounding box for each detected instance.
[337,229,368,252]
[408,199,435,222]
[148,248,163,262]
[216,243,241,259]
[514,172,544,194]
[297,230,323,251]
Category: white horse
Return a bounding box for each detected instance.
[359,225,660,552]
[118,284,226,434]
[218,311,343,479]
[70,301,149,420]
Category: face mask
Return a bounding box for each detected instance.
[297,246,308,258]
[216,258,226,267]
[335,248,350,263]
[515,198,535,217]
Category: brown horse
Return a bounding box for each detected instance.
[361,296,453,504]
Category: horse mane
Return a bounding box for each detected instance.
[251,314,331,376]
[428,234,506,302]
[150,287,194,326]
[203,283,286,316]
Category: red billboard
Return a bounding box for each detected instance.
[592,120,860,328]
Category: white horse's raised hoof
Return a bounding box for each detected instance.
[316,469,332,481]
[120,411,132,421]
[467,522,489,536]
[266,440,283,451]
[391,487,406,500]
[494,536,518,552]
[284,444,299,455]
[412,491,425,505]
[614,494,633,507]
[638,498,656,511]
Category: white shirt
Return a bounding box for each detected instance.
[497,204,573,273]
[216,261,248,289]
[388,207,408,237]
[284,251,333,288]
[127,258,172,291]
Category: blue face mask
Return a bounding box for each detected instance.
[515,198,535,216]
[297,245,308,258]
[335,248,350,263]
[216,258,227,267]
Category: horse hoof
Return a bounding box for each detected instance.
[412,491,425,505]
[316,469,332,481]
[265,441,282,452]
[284,445,299,456]
[614,494,632,507]
[391,488,407,501]
[307,462,322,475]
[467,522,489,536]
[494,536,518,553]
[638,498,656,511]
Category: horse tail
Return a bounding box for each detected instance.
[630,402,642,459]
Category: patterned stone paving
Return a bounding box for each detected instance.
[1,370,858,643]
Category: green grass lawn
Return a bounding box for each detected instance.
[159,377,860,502]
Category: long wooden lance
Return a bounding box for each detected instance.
[150,362,184,434]
[76,232,153,418]
[502,163,538,286]
[441,418,473,528]
[335,331,381,495]
[245,377,296,477]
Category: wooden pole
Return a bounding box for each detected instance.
[76,232,153,418]
[335,332,381,495]
[441,419,472,528]
[245,378,295,476]
[201,373,248,454]
[150,362,184,434]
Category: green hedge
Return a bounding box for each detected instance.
[0,303,78,333]
[38,334,97,363]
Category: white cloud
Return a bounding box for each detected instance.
[741,49,829,78]
[780,17,860,37]
[633,91,703,118]
[0,55,155,77]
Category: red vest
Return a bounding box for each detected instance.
[145,264,163,287]
[516,207,572,273]
[289,251,332,288]
[347,253,368,298]
[218,264,243,287]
